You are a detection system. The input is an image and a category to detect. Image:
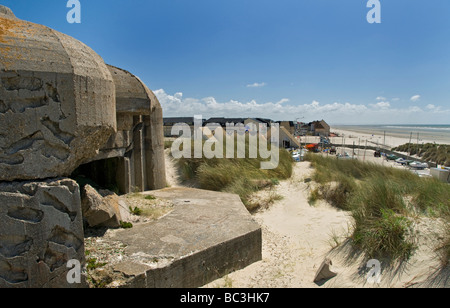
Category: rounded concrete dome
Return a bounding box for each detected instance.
[0,6,116,181]
[106,65,166,190]
[107,65,161,115]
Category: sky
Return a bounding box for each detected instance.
[1,0,450,125]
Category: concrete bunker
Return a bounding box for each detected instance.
[0,6,166,287]
[72,65,167,195]
[0,6,261,288]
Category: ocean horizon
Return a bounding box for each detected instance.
[381,124,450,131]
[333,124,450,130]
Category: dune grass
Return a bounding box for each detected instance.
[438,226,450,267]
[393,143,450,166]
[173,137,293,211]
[305,153,450,263]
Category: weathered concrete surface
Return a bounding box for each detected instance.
[0,5,15,19]
[108,65,166,192]
[81,185,122,228]
[89,65,167,192]
[107,65,151,115]
[314,258,337,284]
[0,7,116,181]
[0,178,86,288]
[104,188,262,288]
[0,5,169,289]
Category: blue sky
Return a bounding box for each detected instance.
[2,0,450,124]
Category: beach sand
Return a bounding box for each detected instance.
[298,126,450,150]
[331,127,450,148]
[298,131,409,150]
[203,161,353,288]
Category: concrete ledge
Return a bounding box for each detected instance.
[104,187,262,288]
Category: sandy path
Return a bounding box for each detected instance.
[165,149,182,187]
[204,162,352,288]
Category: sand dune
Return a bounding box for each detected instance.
[204,162,353,288]
[202,161,449,288]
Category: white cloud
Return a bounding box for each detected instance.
[425,104,443,112]
[408,106,423,113]
[154,89,450,124]
[155,89,367,120]
[276,98,290,105]
[246,82,267,88]
[370,101,391,109]
[376,96,386,101]
[410,95,421,102]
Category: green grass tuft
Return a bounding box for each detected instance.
[305,153,449,263]
[174,137,293,212]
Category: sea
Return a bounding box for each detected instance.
[332,124,450,145]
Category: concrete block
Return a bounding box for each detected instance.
[0,178,86,288]
[105,188,262,288]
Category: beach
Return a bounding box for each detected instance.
[331,125,450,149]
[296,125,450,152]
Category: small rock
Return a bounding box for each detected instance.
[314,258,337,283]
[81,185,123,228]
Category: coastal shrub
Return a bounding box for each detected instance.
[393,143,450,166]
[322,174,357,210]
[348,178,416,260]
[305,153,449,262]
[352,208,416,260]
[164,140,174,149]
[411,177,450,217]
[437,225,450,266]
[175,138,293,211]
[306,152,416,182]
[308,187,321,206]
[357,178,407,214]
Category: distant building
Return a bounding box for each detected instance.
[204,117,247,128]
[298,123,309,136]
[311,120,330,137]
[244,118,273,130]
[247,119,299,149]
[163,117,198,137]
[279,126,301,149]
[163,116,312,149]
[277,121,296,136]
[300,120,330,137]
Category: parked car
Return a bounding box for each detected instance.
[395,158,414,166]
[386,154,399,161]
[409,161,429,170]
